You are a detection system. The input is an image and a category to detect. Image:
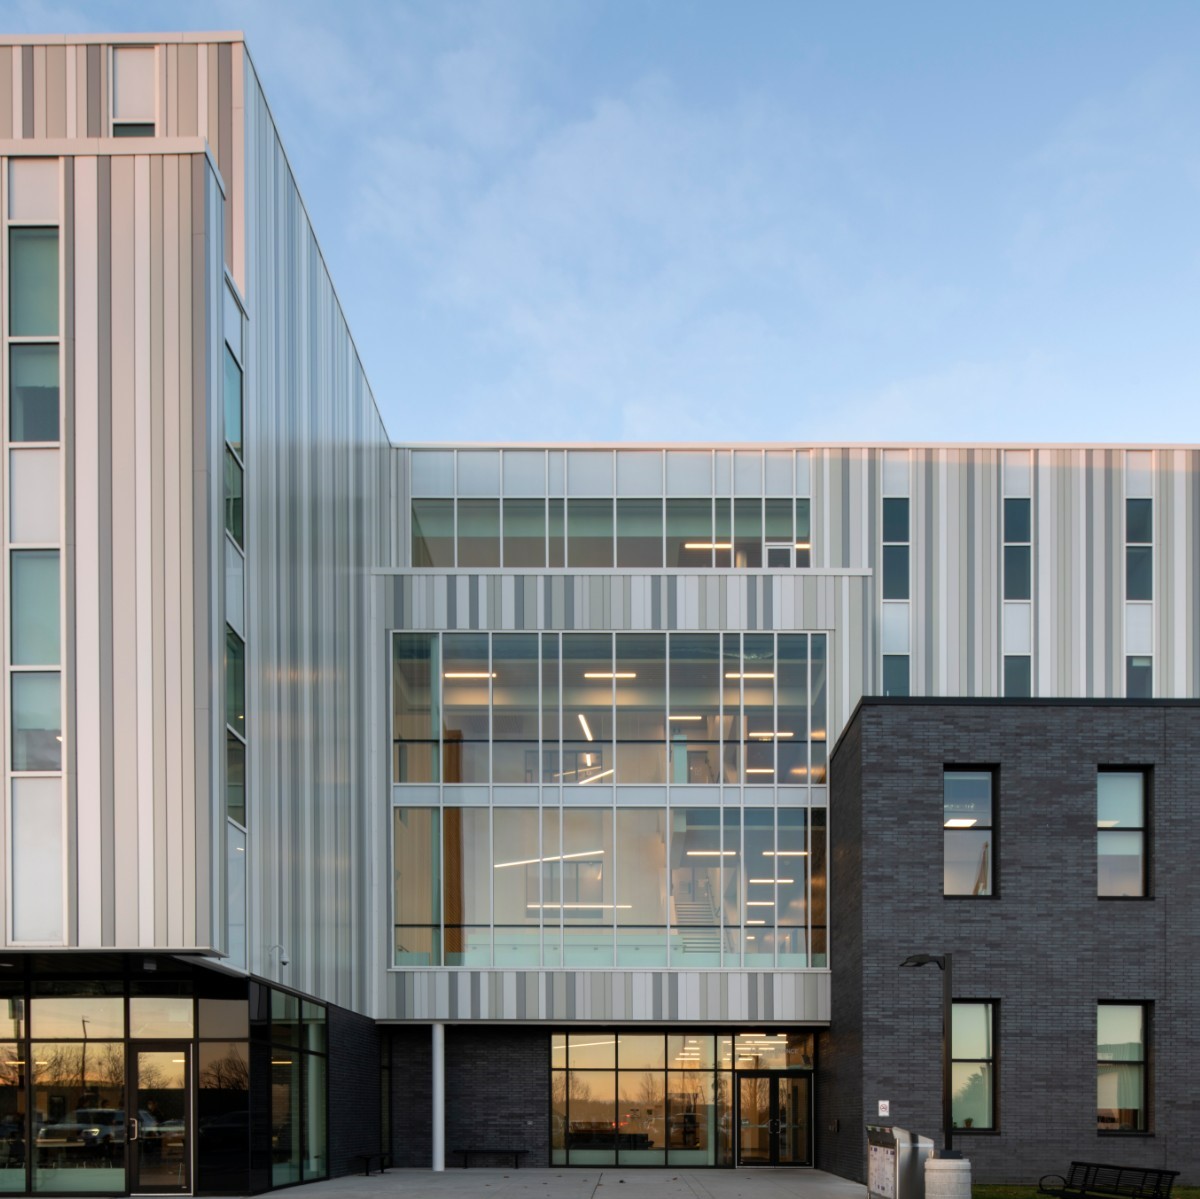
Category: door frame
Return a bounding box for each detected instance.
[127,1041,192,1195]
[734,1070,813,1168]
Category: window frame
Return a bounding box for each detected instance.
[951,1000,998,1133]
[943,766,997,899]
[1097,1002,1150,1135]
[1097,768,1149,900]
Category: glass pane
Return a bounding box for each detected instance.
[795,499,811,566]
[270,1054,300,1186]
[1098,831,1144,897]
[567,1036,615,1070]
[561,634,613,785]
[10,228,58,336]
[491,634,539,769]
[0,1043,24,1189]
[944,830,992,896]
[1097,1005,1143,1059]
[551,1070,568,1165]
[197,1043,249,1194]
[742,634,774,784]
[777,635,809,784]
[733,499,761,568]
[457,499,499,568]
[811,635,828,781]
[225,629,245,730]
[882,545,910,599]
[1097,772,1143,828]
[443,806,490,927]
[502,499,545,568]
[714,499,732,568]
[1098,1063,1143,1131]
[882,497,909,543]
[1126,656,1152,698]
[666,1073,715,1166]
[952,1061,993,1130]
[129,997,193,1038]
[669,809,721,966]
[1004,655,1031,697]
[1004,497,1031,543]
[616,499,662,568]
[198,1000,248,1039]
[667,1035,714,1071]
[810,808,827,965]
[224,449,243,545]
[541,634,560,781]
[764,498,791,542]
[11,343,59,442]
[778,1076,810,1165]
[12,551,60,666]
[568,499,613,568]
[1126,545,1152,600]
[944,771,992,826]
[743,809,774,960]
[566,1070,616,1164]
[775,808,808,934]
[668,634,720,784]
[303,1054,326,1179]
[133,1049,188,1192]
[12,672,61,771]
[457,450,500,497]
[615,809,667,960]
[617,1071,665,1163]
[411,499,454,567]
[30,997,124,1039]
[618,1035,664,1070]
[223,348,242,457]
[952,1003,992,1059]
[1004,544,1031,599]
[492,807,540,926]
[548,499,564,567]
[1126,497,1153,544]
[665,499,713,569]
[615,634,665,782]
[442,633,489,782]
[393,809,441,964]
[721,808,741,956]
[226,732,245,825]
[33,1043,125,1192]
[737,1075,770,1164]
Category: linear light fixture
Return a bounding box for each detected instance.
[750,731,794,739]
[669,715,703,721]
[763,850,808,857]
[745,768,775,775]
[1098,820,1120,828]
[746,900,775,907]
[526,902,633,910]
[443,671,495,679]
[745,919,766,926]
[944,818,978,828]
[795,541,811,550]
[579,768,615,785]
[578,713,594,741]
[494,849,604,869]
[749,878,795,885]
[811,730,827,741]
[584,672,636,679]
[725,671,774,679]
[684,542,732,550]
[686,850,734,857]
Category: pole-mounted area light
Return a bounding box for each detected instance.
[900,952,959,1159]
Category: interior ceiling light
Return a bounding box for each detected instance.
[763,850,808,857]
[495,849,603,869]
[577,713,594,741]
[668,715,703,721]
[443,671,495,679]
[1098,820,1121,828]
[751,731,794,739]
[584,672,636,679]
[746,900,775,907]
[686,850,734,856]
[746,768,775,774]
[684,542,732,550]
[725,671,775,679]
[579,768,615,785]
[749,878,794,885]
[944,818,978,828]
[795,541,811,550]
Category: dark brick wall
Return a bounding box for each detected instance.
[328,1003,382,1176]
[383,1025,550,1167]
[831,700,1200,1184]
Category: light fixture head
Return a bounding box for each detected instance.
[899,953,945,969]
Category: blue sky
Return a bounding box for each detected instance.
[10,1,1200,443]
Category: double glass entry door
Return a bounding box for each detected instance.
[737,1073,811,1166]
[128,1044,191,1193]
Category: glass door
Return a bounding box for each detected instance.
[129,1045,190,1194]
[736,1073,812,1167]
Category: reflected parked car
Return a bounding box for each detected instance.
[36,1109,159,1164]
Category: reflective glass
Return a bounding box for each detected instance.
[411,499,454,567]
[616,451,662,495]
[442,633,489,782]
[668,808,721,965]
[561,634,613,785]
[198,1043,249,1193]
[882,654,909,698]
[1126,545,1152,600]
[1126,655,1152,698]
[456,450,500,497]
[615,810,667,965]
[882,497,909,543]
[1004,655,1031,697]
[742,810,774,963]
[271,1054,300,1186]
[410,451,454,496]
[1098,772,1144,827]
[542,809,562,966]
[492,807,541,926]
[223,449,243,546]
[548,499,565,567]
[764,498,791,543]
[303,1053,327,1179]
[665,499,712,568]
[722,635,742,783]
[952,1061,993,1130]
[457,499,500,567]
[810,808,827,964]
[733,499,761,568]
[393,809,441,964]
[393,633,439,782]
[562,810,613,965]
[742,635,774,784]
[9,228,58,336]
[11,550,60,666]
[777,635,809,783]
[952,1002,993,1059]
[11,343,59,442]
[30,997,123,1039]
[226,731,245,825]
[944,771,993,896]
[223,348,242,457]
[617,1071,665,1163]
[714,500,732,567]
[1097,1004,1145,1131]
[667,1034,715,1070]
[721,808,741,960]
[491,635,539,782]
[12,672,61,771]
[1004,544,1031,600]
[225,629,244,730]
[443,807,490,929]
[1126,498,1153,544]
[541,634,560,782]
[667,1074,716,1165]
[566,1035,615,1070]
[618,1034,665,1070]
[668,634,720,784]
[811,635,828,781]
[616,499,663,567]
[616,634,665,783]
[565,1071,616,1164]
[795,499,811,567]
[775,808,808,955]
[503,450,546,497]
[0,1043,24,1190]
[1098,831,1144,898]
[502,499,545,568]
[551,1070,568,1164]
[128,996,193,1038]
[882,545,910,599]
[1004,497,1030,543]
[1098,1005,1143,1060]
[568,499,614,567]
[665,451,712,496]
[198,1000,249,1039]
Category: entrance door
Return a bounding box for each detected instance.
[129,1045,190,1194]
[736,1073,811,1166]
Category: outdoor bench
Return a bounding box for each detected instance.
[351,1151,391,1176]
[453,1148,531,1168]
[1038,1161,1178,1199]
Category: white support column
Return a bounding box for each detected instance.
[432,1022,445,1171]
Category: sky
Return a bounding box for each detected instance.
[8,0,1200,444]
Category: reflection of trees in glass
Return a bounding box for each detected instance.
[952,1069,987,1127]
[201,1050,249,1091]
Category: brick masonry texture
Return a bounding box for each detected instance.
[328,1003,382,1176]
[829,699,1200,1184]
[384,1026,550,1167]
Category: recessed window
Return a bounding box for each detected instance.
[882,655,909,697]
[1097,1003,1147,1132]
[952,1002,996,1130]
[1126,656,1152,699]
[1097,771,1146,898]
[1003,655,1031,698]
[9,228,59,336]
[944,770,993,896]
[10,344,60,442]
[224,449,243,547]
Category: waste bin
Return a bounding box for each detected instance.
[866,1125,934,1199]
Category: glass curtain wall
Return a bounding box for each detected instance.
[393,805,826,969]
[394,632,827,787]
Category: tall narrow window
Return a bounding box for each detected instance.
[10,344,59,442]
[1097,771,1146,898]
[1097,1004,1147,1132]
[9,228,58,336]
[952,1002,996,1130]
[944,770,993,896]
[881,492,910,696]
[1003,496,1032,695]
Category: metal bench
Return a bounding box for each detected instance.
[1039,1162,1178,1199]
[453,1148,531,1168]
[351,1151,391,1176]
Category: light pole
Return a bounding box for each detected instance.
[899,953,958,1159]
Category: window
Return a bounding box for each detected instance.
[1097,771,1146,898]
[1125,499,1152,601]
[1097,1004,1147,1132]
[1126,656,1152,699]
[112,46,156,136]
[952,1002,995,1130]
[944,770,993,896]
[882,654,909,698]
[10,344,59,442]
[1003,499,1031,600]
[9,228,59,335]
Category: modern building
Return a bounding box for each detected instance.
[0,27,1195,1195]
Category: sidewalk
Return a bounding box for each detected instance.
[288,1168,867,1199]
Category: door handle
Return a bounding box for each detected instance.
[129,1118,138,1142]
[768,1118,780,1133]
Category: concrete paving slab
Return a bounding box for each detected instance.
[284,1168,867,1199]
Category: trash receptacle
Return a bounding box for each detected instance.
[866,1125,934,1199]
